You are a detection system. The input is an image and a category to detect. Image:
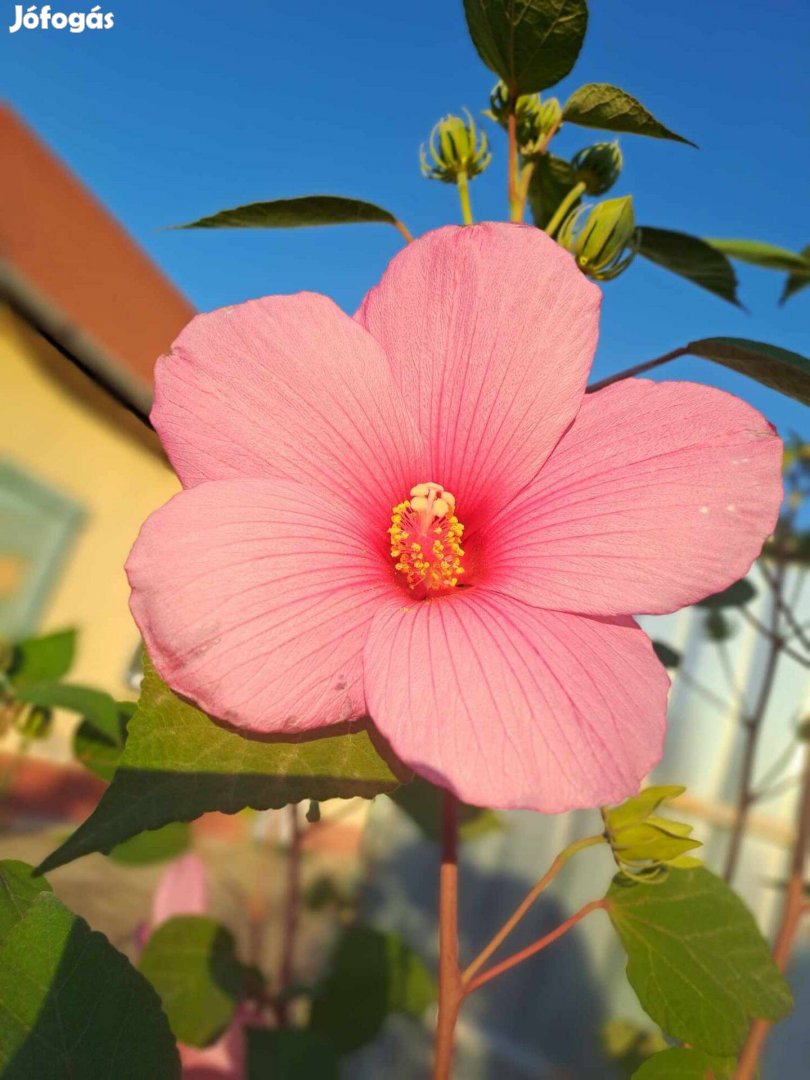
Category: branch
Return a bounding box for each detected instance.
[587,347,689,393]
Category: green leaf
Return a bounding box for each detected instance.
[780,243,810,305]
[139,915,245,1048]
[72,702,132,782]
[706,238,810,275]
[462,0,588,95]
[633,1048,735,1079]
[0,867,179,1079]
[527,153,578,228]
[651,641,681,669]
[0,860,52,940]
[175,195,399,231]
[6,629,76,686]
[563,84,695,146]
[310,923,436,1055]
[16,681,121,740]
[389,777,502,842]
[39,657,406,874]
[696,578,757,610]
[637,227,740,306]
[607,867,792,1054]
[685,337,810,406]
[246,1029,339,1080]
[108,822,191,866]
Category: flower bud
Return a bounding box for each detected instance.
[571,141,623,194]
[603,785,702,882]
[557,195,637,281]
[485,82,562,156]
[420,110,491,183]
[17,705,53,741]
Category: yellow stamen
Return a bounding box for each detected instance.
[388,482,466,596]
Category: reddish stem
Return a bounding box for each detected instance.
[276,802,301,1025]
[433,790,462,1080]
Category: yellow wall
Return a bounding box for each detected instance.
[1,304,178,751]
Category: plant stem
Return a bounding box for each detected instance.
[276,802,302,1025]
[462,833,604,985]
[433,790,462,1080]
[733,745,810,1080]
[544,181,586,237]
[456,171,474,226]
[465,900,608,993]
[395,219,414,244]
[507,100,520,222]
[586,347,689,392]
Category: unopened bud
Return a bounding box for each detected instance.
[557,195,637,281]
[420,110,491,183]
[571,141,623,194]
[485,81,562,157]
[17,705,53,741]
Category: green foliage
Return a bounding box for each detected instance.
[636,227,740,305]
[607,867,792,1054]
[0,860,179,1079]
[309,923,436,1055]
[780,242,810,304]
[5,629,76,687]
[632,1048,735,1079]
[527,153,578,228]
[72,701,133,782]
[175,195,399,231]
[651,641,681,669]
[707,238,810,275]
[246,1028,339,1080]
[139,915,247,1047]
[39,657,406,874]
[16,681,121,740]
[563,84,695,145]
[388,777,503,842]
[685,338,810,406]
[463,0,588,94]
[696,577,757,610]
[108,822,191,866]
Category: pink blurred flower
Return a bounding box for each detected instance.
[127,223,782,812]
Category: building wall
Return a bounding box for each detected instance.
[1,304,178,729]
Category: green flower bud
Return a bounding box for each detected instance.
[557,195,638,281]
[571,141,623,194]
[603,785,702,882]
[485,81,562,156]
[420,110,491,184]
[17,705,53,741]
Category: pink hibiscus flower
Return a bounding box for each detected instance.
[127,223,782,813]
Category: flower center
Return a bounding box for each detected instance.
[389,482,466,597]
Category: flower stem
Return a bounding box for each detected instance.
[456,171,474,226]
[276,802,302,1025]
[733,744,810,1080]
[462,833,604,985]
[465,900,608,994]
[544,181,586,237]
[507,98,521,222]
[433,790,462,1080]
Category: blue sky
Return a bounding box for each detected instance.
[4,0,808,435]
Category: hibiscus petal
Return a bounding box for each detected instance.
[153,292,425,525]
[485,379,782,615]
[364,591,668,812]
[127,478,399,734]
[150,853,208,930]
[356,223,600,526]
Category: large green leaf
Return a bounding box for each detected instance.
[0,861,52,940]
[607,867,792,1055]
[388,777,502,842]
[632,1048,735,1079]
[463,0,588,94]
[39,658,406,874]
[637,227,740,305]
[16,681,121,740]
[695,577,757,610]
[6,629,76,687]
[780,243,810,305]
[706,238,810,275]
[108,822,191,866]
[685,337,810,406]
[139,916,246,1047]
[310,923,436,1055]
[175,195,398,231]
[246,1029,339,1080]
[527,152,578,228]
[563,84,694,145]
[0,862,179,1079]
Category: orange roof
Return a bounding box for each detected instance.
[0,105,194,407]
